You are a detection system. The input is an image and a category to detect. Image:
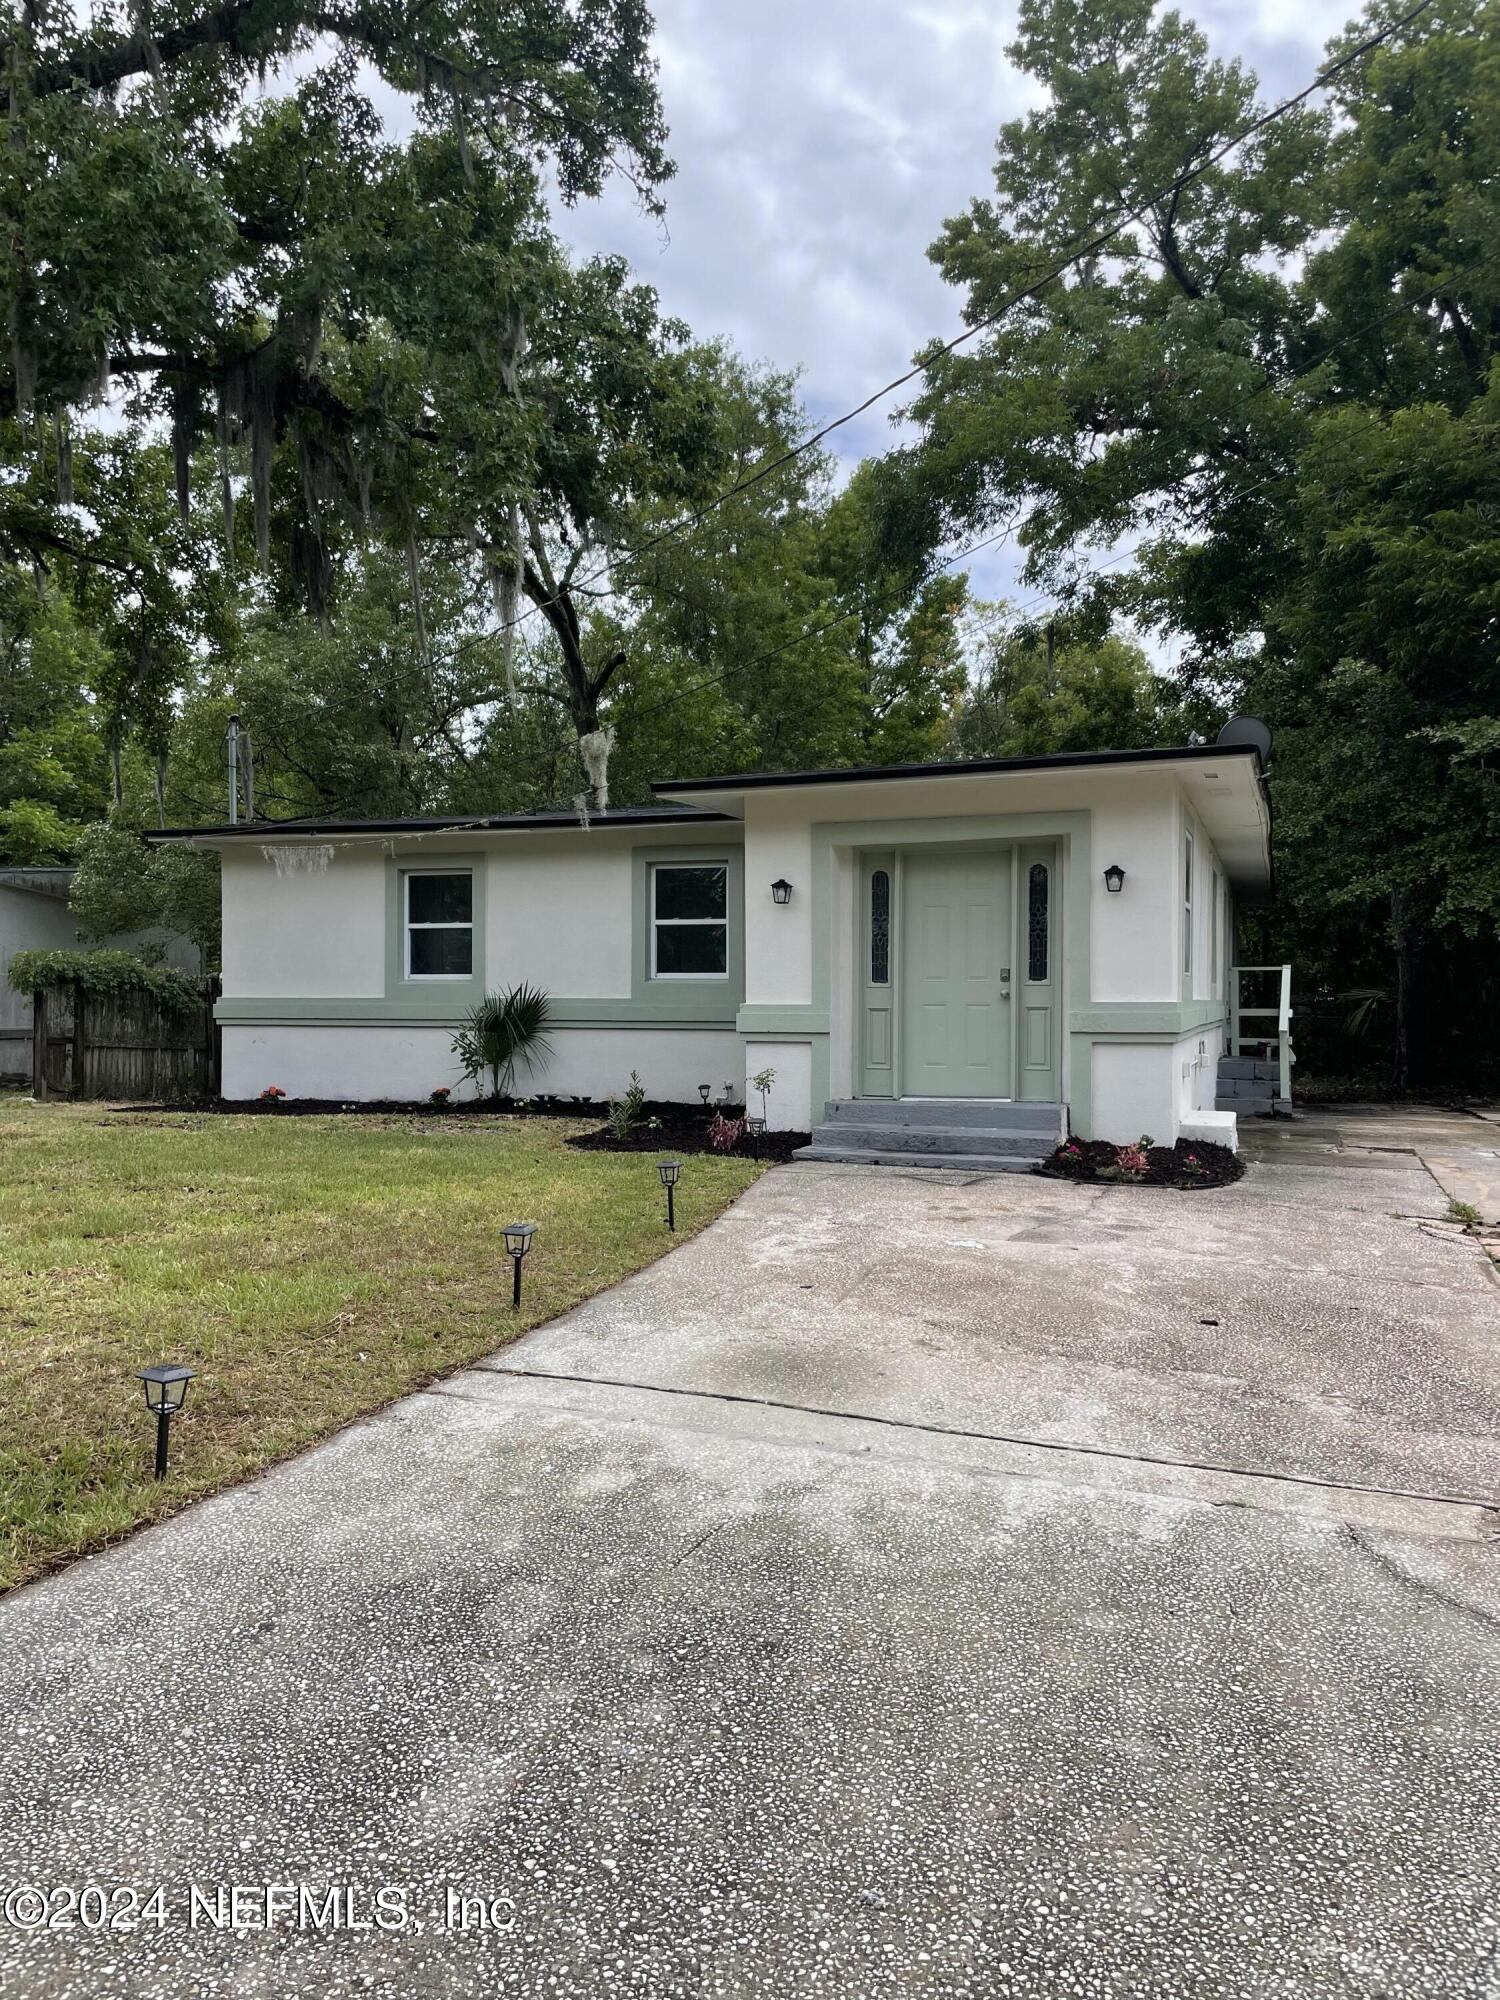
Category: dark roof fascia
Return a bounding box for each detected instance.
[650,743,1262,795]
[145,806,736,844]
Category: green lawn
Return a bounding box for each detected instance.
[0,1098,761,1592]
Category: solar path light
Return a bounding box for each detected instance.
[135,1364,196,1480]
[503,1222,536,1308]
[657,1159,681,1231]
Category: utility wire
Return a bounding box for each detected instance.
[488,0,1438,644]
[998,239,1500,627]
[251,228,1495,827]
[598,237,1500,732]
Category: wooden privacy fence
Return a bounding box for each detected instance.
[31,979,221,1102]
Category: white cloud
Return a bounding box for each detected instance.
[556,0,1359,608]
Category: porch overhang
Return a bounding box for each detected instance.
[652,743,1273,899]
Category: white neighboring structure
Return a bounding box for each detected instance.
[0,868,202,1083]
[152,744,1272,1146]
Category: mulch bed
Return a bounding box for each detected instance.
[1037,1136,1244,1190]
[114,1093,810,1161]
[565,1102,809,1164]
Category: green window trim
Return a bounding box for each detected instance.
[384,851,487,1005]
[629,844,744,1020]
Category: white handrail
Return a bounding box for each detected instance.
[1229,962,1294,1108]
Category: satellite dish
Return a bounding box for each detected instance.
[1216,715,1273,765]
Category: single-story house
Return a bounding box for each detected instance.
[0,867,200,1083]
[151,741,1275,1159]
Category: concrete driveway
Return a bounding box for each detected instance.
[3,1130,1498,1999]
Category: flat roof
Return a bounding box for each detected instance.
[651,742,1261,795]
[147,804,733,843]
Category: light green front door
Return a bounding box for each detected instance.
[899,850,1013,1098]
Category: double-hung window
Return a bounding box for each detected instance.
[405,870,473,979]
[651,863,728,979]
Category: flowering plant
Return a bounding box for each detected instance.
[707,1112,747,1153]
[1116,1143,1150,1178]
[258,1084,286,1102]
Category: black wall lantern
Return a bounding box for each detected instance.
[770,878,793,906]
[657,1158,681,1230]
[503,1221,536,1307]
[136,1364,196,1480]
[1103,864,1126,895]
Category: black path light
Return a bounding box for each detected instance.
[770,878,793,906]
[503,1222,536,1308]
[698,1083,711,1105]
[657,1159,681,1231]
[135,1364,196,1481]
[745,1115,766,1159]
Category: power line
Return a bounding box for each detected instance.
[616,524,1016,728]
[619,237,1499,730]
[490,0,1438,644]
[998,239,1500,627]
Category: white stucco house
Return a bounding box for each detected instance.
[152,740,1276,1160]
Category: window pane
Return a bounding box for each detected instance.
[408,873,472,925]
[656,922,727,976]
[1027,863,1049,982]
[410,927,473,977]
[869,869,890,985]
[655,865,726,921]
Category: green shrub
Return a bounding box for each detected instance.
[451,985,554,1099]
[6,948,201,1012]
[606,1071,647,1141]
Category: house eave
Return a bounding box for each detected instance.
[145,805,737,849]
[652,744,1273,896]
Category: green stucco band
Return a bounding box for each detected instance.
[216,997,740,1029]
[736,1005,830,1037]
[1070,999,1229,1036]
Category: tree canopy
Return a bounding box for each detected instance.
[889,0,1500,1081]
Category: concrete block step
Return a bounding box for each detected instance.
[797,1145,1044,1174]
[810,1122,1049,1159]
[820,1099,1065,1136]
[1218,1056,1280,1083]
[1216,1096,1274,1117]
[1216,1076,1279,1101]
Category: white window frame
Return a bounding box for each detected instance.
[650,861,728,981]
[1183,830,1195,987]
[404,868,474,982]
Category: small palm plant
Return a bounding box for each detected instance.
[452,984,555,1100]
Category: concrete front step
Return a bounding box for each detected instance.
[1218,1057,1281,1083]
[801,1098,1065,1173]
[809,1122,1048,1159]
[820,1099,1065,1136]
[1216,1096,1278,1117]
[1216,1078,1280,1102]
[797,1145,1045,1174]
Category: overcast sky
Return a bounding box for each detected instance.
[553,0,1362,614]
